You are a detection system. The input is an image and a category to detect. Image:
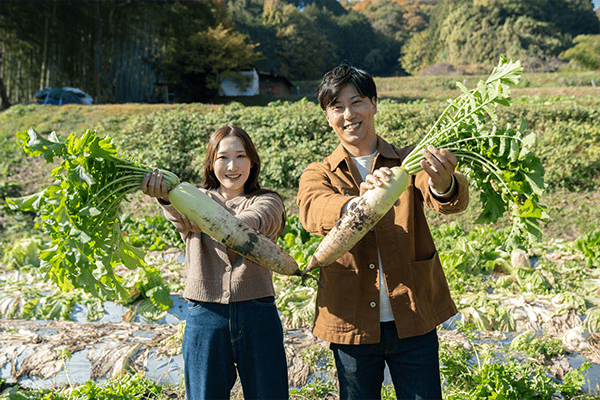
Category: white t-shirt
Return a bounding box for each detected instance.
[349,152,395,322]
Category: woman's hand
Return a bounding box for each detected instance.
[174,213,201,233]
[141,169,201,233]
[141,169,170,202]
[420,145,457,195]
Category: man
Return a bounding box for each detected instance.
[296,63,469,400]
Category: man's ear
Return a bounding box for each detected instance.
[324,109,333,128]
[372,98,378,115]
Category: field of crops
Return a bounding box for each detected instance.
[1,70,600,399]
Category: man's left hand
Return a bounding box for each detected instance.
[420,145,457,194]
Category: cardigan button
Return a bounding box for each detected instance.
[370,302,377,308]
[224,291,230,298]
[225,266,232,272]
[369,263,376,269]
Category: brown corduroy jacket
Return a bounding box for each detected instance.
[297,137,469,345]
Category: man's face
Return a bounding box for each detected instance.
[324,83,378,157]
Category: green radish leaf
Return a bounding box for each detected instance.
[5,191,44,212]
[17,128,66,161]
[400,57,546,250]
[9,128,179,312]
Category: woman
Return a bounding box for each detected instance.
[141,125,289,400]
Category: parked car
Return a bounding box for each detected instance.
[34,87,93,105]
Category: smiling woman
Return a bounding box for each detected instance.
[142,124,291,399]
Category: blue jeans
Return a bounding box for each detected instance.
[183,297,288,400]
[330,322,442,400]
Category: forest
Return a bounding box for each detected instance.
[1,0,599,106]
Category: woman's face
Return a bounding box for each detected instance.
[213,135,252,200]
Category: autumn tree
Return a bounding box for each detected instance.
[163,23,259,102]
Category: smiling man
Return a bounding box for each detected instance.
[297,63,470,400]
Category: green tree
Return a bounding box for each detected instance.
[286,0,347,16]
[401,0,599,75]
[559,34,600,70]
[263,0,286,25]
[437,5,567,68]
[331,9,383,72]
[227,0,265,25]
[500,0,599,37]
[401,29,439,74]
[274,4,335,79]
[358,0,425,75]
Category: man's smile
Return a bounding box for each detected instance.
[344,122,361,132]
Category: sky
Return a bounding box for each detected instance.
[594,0,600,10]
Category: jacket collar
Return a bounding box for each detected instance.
[327,136,401,172]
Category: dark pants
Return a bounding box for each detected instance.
[330,322,442,400]
[183,297,289,400]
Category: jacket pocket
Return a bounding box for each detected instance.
[316,268,358,331]
[407,251,453,321]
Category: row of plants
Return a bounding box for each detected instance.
[0,372,181,400]
[1,94,599,196]
[0,328,595,399]
[3,212,598,331]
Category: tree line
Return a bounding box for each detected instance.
[0,0,599,107]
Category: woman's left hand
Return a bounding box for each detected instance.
[175,213,202,233]
[420,145,457,194]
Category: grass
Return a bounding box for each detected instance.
[0,103,219,139]
[425,186,600,243]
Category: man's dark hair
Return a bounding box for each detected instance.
[317,63,377,110]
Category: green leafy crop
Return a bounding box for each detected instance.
[5,128,178,308]
[401,57,548,250]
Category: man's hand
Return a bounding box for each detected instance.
[420,145,457,195]
[359,167,401,206]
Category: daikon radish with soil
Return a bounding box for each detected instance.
[168,182,300,276]
[301,57,547,283]
[307,167,409,273]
